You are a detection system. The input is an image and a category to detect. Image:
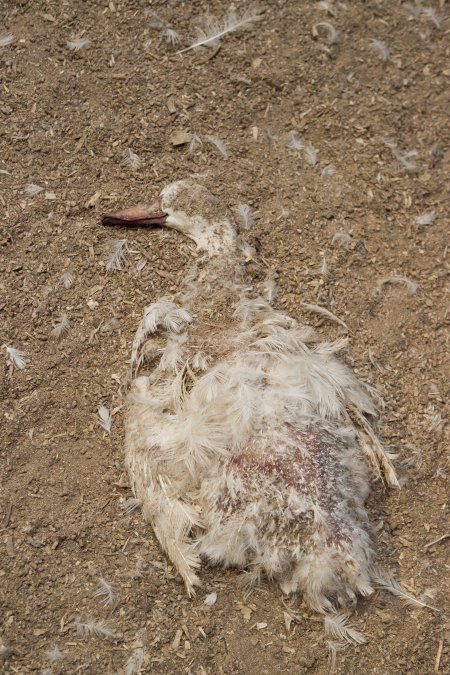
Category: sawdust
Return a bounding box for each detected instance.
[1,1,449,673]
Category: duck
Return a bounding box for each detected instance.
[102,177,398,617]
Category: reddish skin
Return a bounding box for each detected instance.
[102,196,168,227]
[228,425,355,551]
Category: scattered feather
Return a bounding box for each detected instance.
[302,303,349,331]
[377,276,419,295]
[147,10,181,46]
[51,313,70,340]
[287,131,305,151]
[123,498,142,515]
[395,149,418,173]
[206,135,229,158]
[60,272,74,289]
[4,345,27,370]
[24,183,44,196]
[317,2,338,17]
[74,617,116,639]
[314,21,340,44]
[427,402,443,432]
[0,169,11,176]
[373,571,438,610]
[0,33,14,47]
[178,6,263,54]
[236,204,254,230]
[204,591,217,606]
[67,37,91,52]
[327,640,346,672]
[263,274,278,303]
[98,405,112,433]
[163,28,181,45]
[332,230,352,248]
[105,239,129,271]
[241,242,256,262]
[420,587,439,604]
[189,133,203,153]
[369,38,390,63]
[324,613,366,644]
[135,259,147,271]
[304,142,319,166]
[123,148,140,169]
[422,7,442,28]
[45,645,64,663]
[94,577,117,608]
[415,211,435,226]
[130,555,147,580]
[368,347,385,372]
[319,257,330,278]
[382,138,418,173]
[124,648,146,675]
[321,165,336,177]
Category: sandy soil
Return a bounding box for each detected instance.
[1,1,449,673]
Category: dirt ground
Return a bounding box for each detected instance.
[1,0,449,673]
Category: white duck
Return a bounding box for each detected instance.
[102,178,398,616]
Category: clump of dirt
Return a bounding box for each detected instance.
[0,1,448,673]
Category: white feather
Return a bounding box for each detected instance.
[124,648,146,675]
[105,239,129,271]
[304,142,319,166]
[314,22,339,44]
[163,28,181,45]
[324,613,366,644]
[123,498,142,515]
[98,405,113,433]
[135,259,147,271]
[24,183,44,196]
[74,617,115,639]
[321,166,336,177]
[331,231,352,248]
[51,313,70,340]
[60,272,74,288]
[302,303,349,331]
[67,37,91,52]
[377,276,419,295]
[4,345,27,370]
[373,571,438,610]
[178,7,263,54]
[189,133,203,153]
[317,2,338,17]
[206,135,229,159]
[415,211,435,226]
[204,591,218,606]
[369,38,390,63]
[45,645,64,663]
[287,131,305,151]
[236,204,254,230]
[94,577,117,608]
[123,148,140,169]
[0,33,14,47]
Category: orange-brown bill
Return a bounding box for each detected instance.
[102,197,167,228]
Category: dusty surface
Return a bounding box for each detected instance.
[1,1,449,673]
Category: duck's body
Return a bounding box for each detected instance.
[105,179,398,613]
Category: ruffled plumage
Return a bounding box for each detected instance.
[122,179,398,614]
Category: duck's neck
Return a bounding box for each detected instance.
[172,242,246,358]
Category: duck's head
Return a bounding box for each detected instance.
[102,178,236,256]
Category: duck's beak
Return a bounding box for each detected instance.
[101,196,168,228]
